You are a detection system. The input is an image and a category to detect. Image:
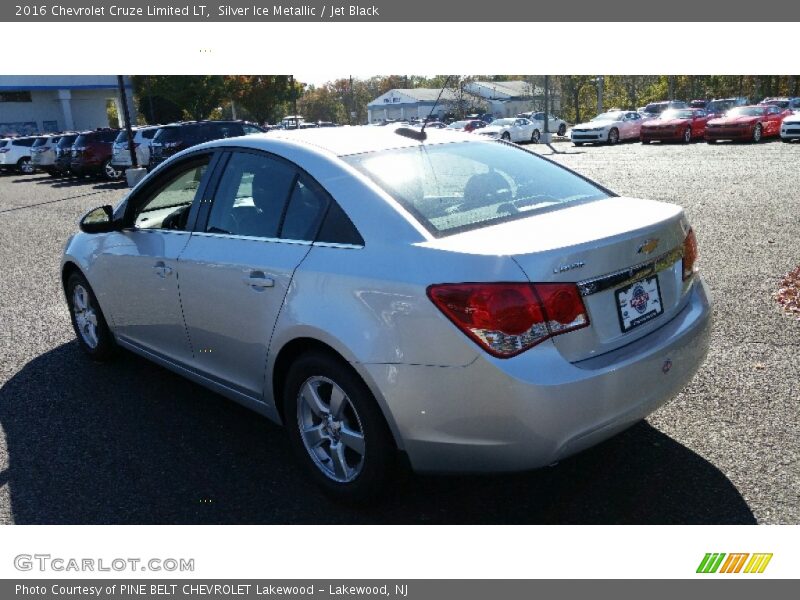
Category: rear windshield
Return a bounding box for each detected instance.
[115,130,130,143]
[73,135,88,146]
[32,137,49,147]
[344,141,609,237]
[153,127,182,142]
[142,128,157,139]
[644,103,667,113]
[57,135,77,148]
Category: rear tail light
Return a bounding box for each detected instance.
[427,282,589,358]
[682,229,698,280]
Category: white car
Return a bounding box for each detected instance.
[477,117,541,143]
[31,134,62,173]
[571,110,644,145]
[518,112,568,137]
[111,126,160,170]
[0,136,37,173]
[780,112,800,142]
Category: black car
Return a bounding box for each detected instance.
[149,120,265,169]
[53,133,79,176]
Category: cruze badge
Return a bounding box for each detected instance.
[553,261,585,274]
[637,238,660,255]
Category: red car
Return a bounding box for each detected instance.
[445,119,486,133]
[705,105,788,143]
[640,108,711,144]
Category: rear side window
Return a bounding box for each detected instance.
[345,141,609,237]
[0,141,7,148]
[99,130,118,142]
[317,201,364,246]
[281,176,328,241]
[154,127,181,143]
[205,151,296,238]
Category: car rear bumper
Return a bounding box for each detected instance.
[363,278,712,474]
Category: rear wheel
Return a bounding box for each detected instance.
[501,131,511,141]
[641,138,651,145]
[531,129,541,143]
[65,272,116,361]
[683,127,692,143]
[607,128,619,145]
[557,123,567,136]
[284,351,396,503]
[706,139,717,144]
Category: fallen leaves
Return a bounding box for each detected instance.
[774,264,800,319]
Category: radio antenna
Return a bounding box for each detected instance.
[421,75,451,135]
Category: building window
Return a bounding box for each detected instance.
[0,91,33,102]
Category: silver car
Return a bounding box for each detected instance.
[62,127,712,501]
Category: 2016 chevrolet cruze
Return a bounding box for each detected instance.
[62,126,712,501]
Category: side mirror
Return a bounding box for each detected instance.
[79,205,118,234]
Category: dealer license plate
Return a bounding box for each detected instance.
[615,276,663,332]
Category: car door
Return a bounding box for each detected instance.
[90,152,215,363]
[692,110,708,137]
[176,149,329,400]
[766,106,782,134]
[515,118,531,141]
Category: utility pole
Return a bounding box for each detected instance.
[596,76,604,114]
[543,75,550,138]
[117,75,138,169]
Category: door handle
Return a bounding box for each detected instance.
[243,272,275,289]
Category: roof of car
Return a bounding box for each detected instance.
[253,125,476,156]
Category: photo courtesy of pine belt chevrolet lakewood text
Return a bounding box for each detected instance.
[61,126,712,502]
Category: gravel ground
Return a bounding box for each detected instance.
[0,139,798,524]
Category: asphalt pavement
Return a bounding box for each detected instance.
[0,138,797,524]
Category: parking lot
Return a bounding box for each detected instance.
[0,138,798,524]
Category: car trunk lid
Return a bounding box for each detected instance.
[421,196,693,362]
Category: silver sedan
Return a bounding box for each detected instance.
[62,126,712,501]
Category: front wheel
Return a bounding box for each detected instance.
[531,129,540,143]
[557,123,567,136]
[683,128,692,143]
[65,272,116,361]
[104,160,122,180]
[607,128,619,145]
[752,123,762,143]
[501,131,511,141]
[706,139,717,144]
[285,351,397,503]
[18,157,33,174]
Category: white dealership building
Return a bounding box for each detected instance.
[0,76,136,137]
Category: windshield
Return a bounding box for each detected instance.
[592,111,624,121]
[660,110,695,120]
[344,141,609,237]
[448,121,469,129]
[491,118,515,126]
[761,100,789,108]
[728,107,765,117]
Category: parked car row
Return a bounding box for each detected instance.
[571,97,800,146]
[1,119,266,178]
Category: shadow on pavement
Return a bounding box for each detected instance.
[0,342,756,524]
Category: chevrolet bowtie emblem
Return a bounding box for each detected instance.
[637,238,660,255]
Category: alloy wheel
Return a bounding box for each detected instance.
[753,124,762,142]
[72,284,99,349]
[105,161,121,180]
[608,128,619,144]
[19,158,33,174]
[684,128,692,143]
[296,376,366,483]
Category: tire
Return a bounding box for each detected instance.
[284,351,396,503]
[557,123,567,136]
[103,160,122,180]
[65,272,116,361]
[607,128,619,145]
[501,131,511,141]
[706,139,717,144]
[752,123,762,143]
[683,128,692,143]
[18,157,33,174]
[781,138,791,143]
[573,142,583,147]
[531,129,540,144]
[641,139,650,145]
